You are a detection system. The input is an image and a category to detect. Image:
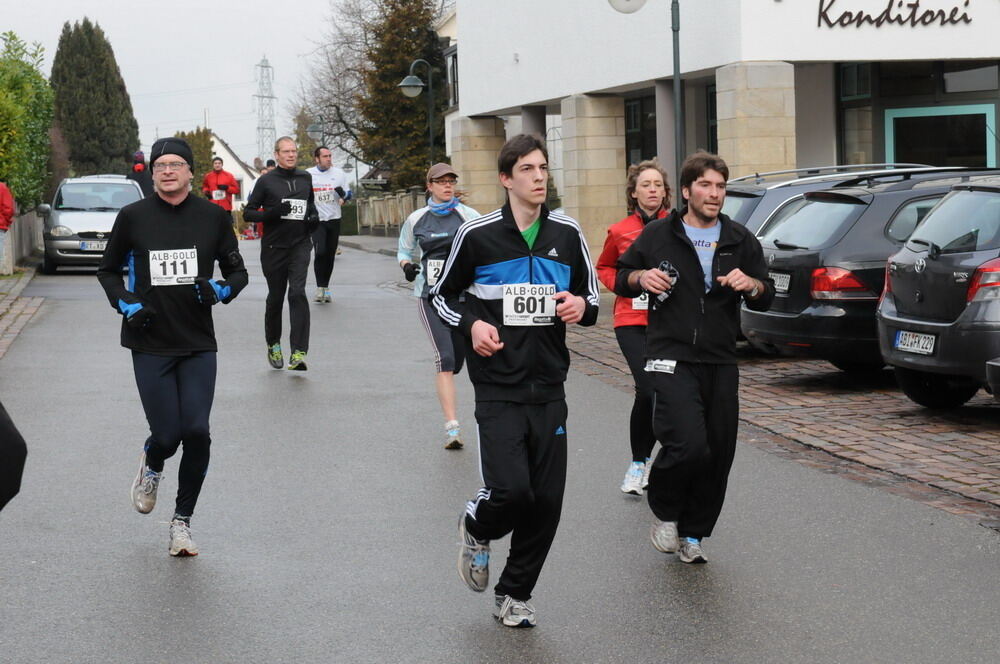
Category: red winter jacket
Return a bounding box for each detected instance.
[596,207,668,328]
[202,170,240,211]
[0,182,14,232]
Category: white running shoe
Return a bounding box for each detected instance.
[678,537,708,564]
[168,519,199,557]
[314,287,325,303]
[494,594,536,628]
[642,457,653,489]
[131,452,162,514]
[650,520,679,553]
[620,461,644,495]
[458,514,490,592]
[444,420,463,450]
[323,289,332,303]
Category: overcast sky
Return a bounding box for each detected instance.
[6,0,336,166]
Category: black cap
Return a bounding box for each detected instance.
[150,137,194,170]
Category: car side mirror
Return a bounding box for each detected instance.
[36,203,51,216]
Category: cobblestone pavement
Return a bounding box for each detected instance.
[0,267,42,361]
[567,297,1000,526]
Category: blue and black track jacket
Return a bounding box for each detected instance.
[430,203,600,403]
[97,194,248,355]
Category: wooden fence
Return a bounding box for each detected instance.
[356,187,425,236]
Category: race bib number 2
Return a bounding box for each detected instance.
[503,283,556,326]
[425,259,444,286]
[281,198,306,221]
[149,248,198,286]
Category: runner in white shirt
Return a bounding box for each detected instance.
[307,146,351,303]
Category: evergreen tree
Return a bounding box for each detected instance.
[50,18,139,176]
[292,107,319,169]
[173,127,213,195]
[356,0,448,189]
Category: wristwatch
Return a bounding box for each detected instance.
[749,283,760,299]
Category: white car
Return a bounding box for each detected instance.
[36,175,144,274]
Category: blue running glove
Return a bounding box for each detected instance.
[194,278,232,305]
[117,299,155,329]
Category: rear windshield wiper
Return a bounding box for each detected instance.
[57,206,86,211]
[908,237,941,258]
[88,206,119,211]
[772,238,806,250]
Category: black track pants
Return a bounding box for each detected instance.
[417,297,464,374]
[262,239,311,352]
[646,362,739,540]
[132,351,217,518]
[0,400,27,512]
[311,219,341,288]
[614,325,656,462]
[464,399,568,601]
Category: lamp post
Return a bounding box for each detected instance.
[397,58,435,166]
[609,0,685,201]
[306,118,325,146]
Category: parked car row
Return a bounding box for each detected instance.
[729,166,1000,408]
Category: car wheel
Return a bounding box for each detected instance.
[829,358,885,374]
[894,367,980,409]
[40,253,57,275]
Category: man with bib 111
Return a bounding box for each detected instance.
[244,136,319,371]
[431,134,600,628]
[97,137,248,557]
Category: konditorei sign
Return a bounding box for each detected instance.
[818,0,973,28]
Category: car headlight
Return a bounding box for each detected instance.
[50,225,74,237]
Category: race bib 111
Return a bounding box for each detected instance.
[149,248,198,286]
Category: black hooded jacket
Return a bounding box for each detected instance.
[243,165,317,248]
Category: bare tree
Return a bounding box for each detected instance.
[291,0,380,166]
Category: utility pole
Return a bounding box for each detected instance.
[254,56,277,163]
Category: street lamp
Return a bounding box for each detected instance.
[609,0,685,201]
[306,118,325,146]
[397,58,435,165]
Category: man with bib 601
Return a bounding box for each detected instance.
[97,137,248,557]
[431,134,600,628]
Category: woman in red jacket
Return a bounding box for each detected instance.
[596,159,671,496]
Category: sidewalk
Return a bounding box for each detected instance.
[0,267,42,361]
[346,233,1000,525]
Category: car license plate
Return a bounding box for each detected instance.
[769,271,790,294]
[80,240,107,251]
[894,330,935,355]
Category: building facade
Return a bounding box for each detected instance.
[448,0,1000,250]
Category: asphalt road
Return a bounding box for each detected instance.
[1,243,997,663]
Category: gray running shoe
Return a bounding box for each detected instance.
[168,519,199,557]
[314,287,325,303]
[131,452,162,514]
[650,520,679,553]
[642,457,653,489]
[458,514,490,592]
[323,289,332,303]
[287,350,308,371]
[267,343,283,369]
[444,420,463,450]
[678,537,708,564]
[620,461,644,495]
[494,594,536,628]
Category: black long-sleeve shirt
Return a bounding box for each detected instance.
[243,165,317,248]
[97,193,248,355]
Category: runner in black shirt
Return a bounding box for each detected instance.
[97,137,248,556]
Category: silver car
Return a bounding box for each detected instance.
[36,175,144,273]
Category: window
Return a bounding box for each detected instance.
[885,104,997,167]
[706,84,718,154]
[885,197,942,242]
[758,196,866,250]
[943,63,999,94]
[625,96,657,166]
[908,190,1000,253]
[840,63,871,101]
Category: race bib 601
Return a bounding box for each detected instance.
[503,283,556,326]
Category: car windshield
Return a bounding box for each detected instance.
[721,192,760,225]
[55,182,141,211]
[758,197,866,250]
[907,189,1000,253]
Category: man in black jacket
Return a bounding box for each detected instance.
[616,151,773,564]
[431,134,600,628]
[97,137,248,556]
[244,136,317,371]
